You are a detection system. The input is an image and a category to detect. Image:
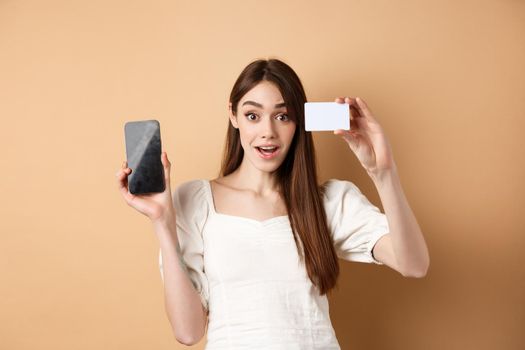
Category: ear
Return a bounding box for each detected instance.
[228,102,239,129]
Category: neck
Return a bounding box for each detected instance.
[228,157,280,197]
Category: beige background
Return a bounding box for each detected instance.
[1,0,524,349]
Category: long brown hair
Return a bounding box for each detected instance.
[219,58,340,295]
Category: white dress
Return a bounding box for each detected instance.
[159,178,390,350]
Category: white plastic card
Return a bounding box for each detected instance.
[304,102,350,131]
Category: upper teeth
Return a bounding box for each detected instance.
[260,146,276,150]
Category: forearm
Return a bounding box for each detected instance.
[153,215,207,345]
[369,166,430,276]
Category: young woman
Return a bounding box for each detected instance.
[116,58,429,349]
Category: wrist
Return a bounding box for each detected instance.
[368,165,399,185]
[152,209,176,229]
[152,217,180,250]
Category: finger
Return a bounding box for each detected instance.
[345,97,361,117]
[116,161,131,181]
[350,104,360,120]
[350,115,358,130]
[335,125,371,148]
[334,128,360,138]
[355,97,378,122]
[118,179,131,200]
[118,161,132,176]
[116,168,134,202]
[334,127,360,135]
[161,152,171,187]
[115,167,131,179]
[342,97,359,124]
[334,129,360,151]
[333,96,358,127]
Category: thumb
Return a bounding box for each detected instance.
[334,130,360,153]
[161,151,171,188]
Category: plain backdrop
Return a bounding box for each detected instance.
[1,0,524,349]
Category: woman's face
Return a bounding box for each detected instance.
[229,80,297,173]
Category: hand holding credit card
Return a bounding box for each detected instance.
[304,102,350,131]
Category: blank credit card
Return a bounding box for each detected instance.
[304,102,350,131]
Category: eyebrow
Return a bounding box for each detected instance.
[241,100,287,109]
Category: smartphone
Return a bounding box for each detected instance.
[124,119,166,195]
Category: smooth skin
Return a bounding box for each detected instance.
[222,80,296,196]
[333,96,430,277]
[116,154,208,345]
[210,80,296,221]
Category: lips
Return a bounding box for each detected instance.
[255,146,280,159]
[256,144,279,148]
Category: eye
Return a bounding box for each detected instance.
[277,114,289,121]
[244,112,258,121]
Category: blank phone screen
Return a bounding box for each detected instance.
[124,120,166,195]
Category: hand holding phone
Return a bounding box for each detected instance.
[124,120,166,194]
[116,120,174,222]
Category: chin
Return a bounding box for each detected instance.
[256,161,281,171]
[251,158,283,172]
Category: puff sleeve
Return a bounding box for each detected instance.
[322,179,390,265]
[158,180,210,312]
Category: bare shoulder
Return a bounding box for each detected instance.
[210,176,233,189]
[209,176,245,215]
[209,175,243,201]
[209,176,238,198]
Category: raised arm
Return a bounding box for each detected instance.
[115,153,207,345]
[334,96,430,277]
[369,167,430,277]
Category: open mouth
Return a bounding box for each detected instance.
[255,146,280,159]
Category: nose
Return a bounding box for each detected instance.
[260,115,277,139]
